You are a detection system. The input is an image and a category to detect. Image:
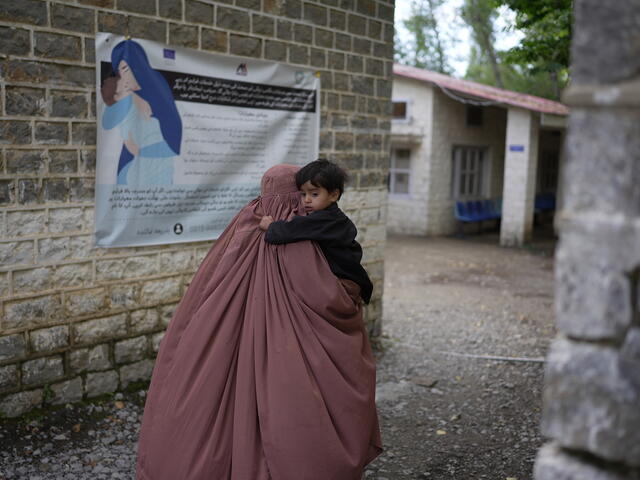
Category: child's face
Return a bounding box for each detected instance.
[299,181,340,213]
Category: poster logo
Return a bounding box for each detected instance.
[295,71,305,84]
[163,48,175,59]
[174,223,184,234]
[236,63,248,76]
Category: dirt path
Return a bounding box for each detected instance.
[0,234,556,479]
[364,234,556,480]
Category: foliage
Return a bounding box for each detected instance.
[460,0,504,88]
[395,0,453,74]
[492,0,571,76]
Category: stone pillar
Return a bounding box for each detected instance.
[534,1,640,479]
[500,107,539,246]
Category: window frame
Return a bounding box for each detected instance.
[451,146,489,200]
[389,148,412,197]
[391,99,411,124]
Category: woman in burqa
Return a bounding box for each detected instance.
[136,164,382,480]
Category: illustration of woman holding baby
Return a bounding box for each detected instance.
[100,39,182,186]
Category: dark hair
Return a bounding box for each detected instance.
[295,159,348,199]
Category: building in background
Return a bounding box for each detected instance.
[389,64,568,246]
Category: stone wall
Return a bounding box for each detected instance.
[534,1,640,478]
[0,0,394,417]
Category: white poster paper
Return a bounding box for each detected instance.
[95,32,320,247]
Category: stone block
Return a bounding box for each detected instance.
[43,178,68,202]
[53,262,92,288]
[30,326,69,353]
[6,150,45,174]
[160,304,177,327]
[0,26,30,54]
[85,370,119,397]
[230,34,261,58]
[38,236,70,262]
[252,14,274,36]
[13,266,51,293]
[0,334,26,362]
[119,0,155,14]
[186,1,214,25]
[0,389,43,418]
[303,3,327,25]
[127,17,167,43]
[159,250,194,272]
[348,13,367,35]
[6,210,46,237]
[131,308,159,334]
[80,150,96,173]
[368,19,382,39]
[310,48,326,68]
[541,338,640,467]
[265,40,287,61]
[564,110,640,217]
[110,284,140,310]
[330,9,346,30]
[5,87,46,116]
[97,11,128,36]
[0,364,19,389]
[237,0,260,9]
[73,314,127,345]
[293,24,312,43]
[0,179,11,205]
[336,32,351,51]
[140,278,181,305]
[49,150,78,173]
[96,255,158,281]
[35,32,82,60]
[151,332,164,353]
[119,359,154,388]
[69,177,95,202]
[159,0,182,19]
[534,443,635,480]
[201,28,227,52]
[51,4,95,33]
[115,336,147,364]
[276,19,293,40]
[66,288,108,317]
[69,235,95,259]
[69,343,112,373]
[169,24,199,48]
[22,355,64,385]
[49,377,84,405]
[0,241,34,267]
[71,123,96,146]
[0,272,8,297]
[51,91,89,118]
[555,232,637,341]
[4,295,62,330]
[0,0,47,26]
[0,120,31,144]
[17,179,40,205]
[49,207,83,234]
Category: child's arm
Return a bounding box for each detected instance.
[262,212,344,245]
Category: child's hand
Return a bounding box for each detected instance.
[259,215,274,231]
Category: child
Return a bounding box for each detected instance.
[259,159,373,304]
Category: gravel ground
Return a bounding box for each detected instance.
[0,233,556,480]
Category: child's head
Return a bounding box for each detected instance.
[295,159,347,212]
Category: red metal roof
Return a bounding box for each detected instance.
[393,63,569,116]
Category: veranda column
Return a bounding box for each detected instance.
[500,107,539,246]
[534,1,640,479]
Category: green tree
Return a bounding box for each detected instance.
[395,0,452,74]
[492,0,571,97]
[460,0,504,88]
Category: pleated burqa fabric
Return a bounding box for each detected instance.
[136,164,382,480]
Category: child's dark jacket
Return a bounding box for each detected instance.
[264,202,373,304]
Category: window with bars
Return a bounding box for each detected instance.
[389,148,411,195]
[392,100,410,122]
[451,146,486,199]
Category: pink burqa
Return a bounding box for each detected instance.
[136,164,382,480]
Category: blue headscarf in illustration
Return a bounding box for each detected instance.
[107,40,182,184]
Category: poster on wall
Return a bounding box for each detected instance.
[94,32,320,247]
